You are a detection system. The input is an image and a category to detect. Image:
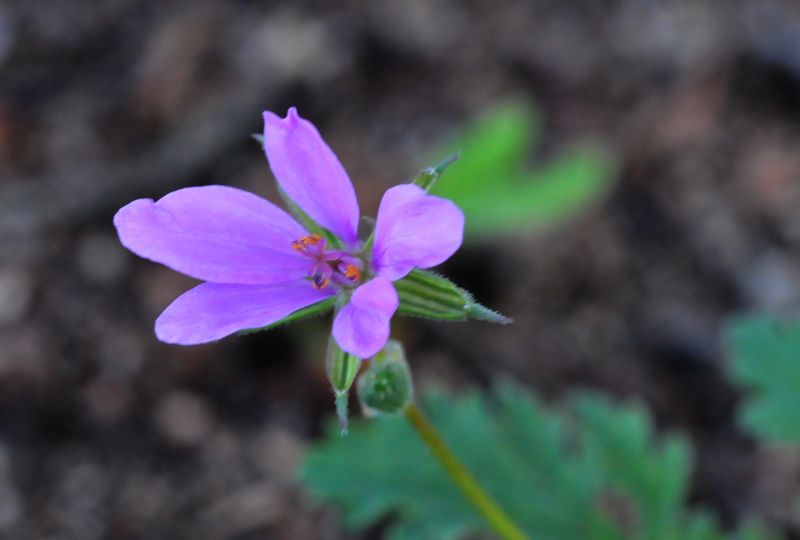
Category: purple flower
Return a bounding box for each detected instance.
[114,108,464,358]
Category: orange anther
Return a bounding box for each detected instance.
[292,234,323,252]
[304,234,322,246]
[312,275,330,289]
[344,264,361,282]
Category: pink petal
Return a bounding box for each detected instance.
[156,280,333,345]
[262,108,360,246]
[114,185,311,284]
[372,184,464,281]
[332,277,398,358]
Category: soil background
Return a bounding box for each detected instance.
[2,1,800,538]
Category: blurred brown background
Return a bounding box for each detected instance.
[2,0,800,538]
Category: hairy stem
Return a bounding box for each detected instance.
[404,403,530,540]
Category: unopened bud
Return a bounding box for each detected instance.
[357,340,413,416]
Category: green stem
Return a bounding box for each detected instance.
[404,403,530,540]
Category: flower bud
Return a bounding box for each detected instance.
[357,340,414,416]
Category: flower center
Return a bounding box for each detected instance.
[291,234,363,290]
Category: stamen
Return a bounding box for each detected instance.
[310,261,333,290]
[292,233,323,252]
[292,234,361,290]
[343,264,361,282]
[312,274,330,289]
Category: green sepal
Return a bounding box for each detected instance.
[357,340,413,416]
[251,133,265,144]
[326,336,362,434]
[394,269,511,324]
[327,338,361,393]
[412,153,460,192]
[334,391,350,436]
[238,296,337,335]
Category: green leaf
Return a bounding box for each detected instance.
[440,100,540,195]
[302,383,772,540]
[238,296,336,335]
[394,269,510,323]
[726,314,800,443]
[430,101,616,239]
[574,394,692,540]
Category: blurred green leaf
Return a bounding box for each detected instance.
[575,395,691,540]
[302,383,772,540]
[726,314,800,443]
[430,101,615,238]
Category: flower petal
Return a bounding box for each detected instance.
[372,184,464,281]
[262,108,360,246]
[114,185,311,284]
[156,280,333,345]
[332,277,399,358]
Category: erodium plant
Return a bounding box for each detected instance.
[114,109,522,538]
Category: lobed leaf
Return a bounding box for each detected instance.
[726,314,800,442]
[302,383,773,540]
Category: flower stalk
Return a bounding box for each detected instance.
[356,342,522,538]
[404,402,530,540]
